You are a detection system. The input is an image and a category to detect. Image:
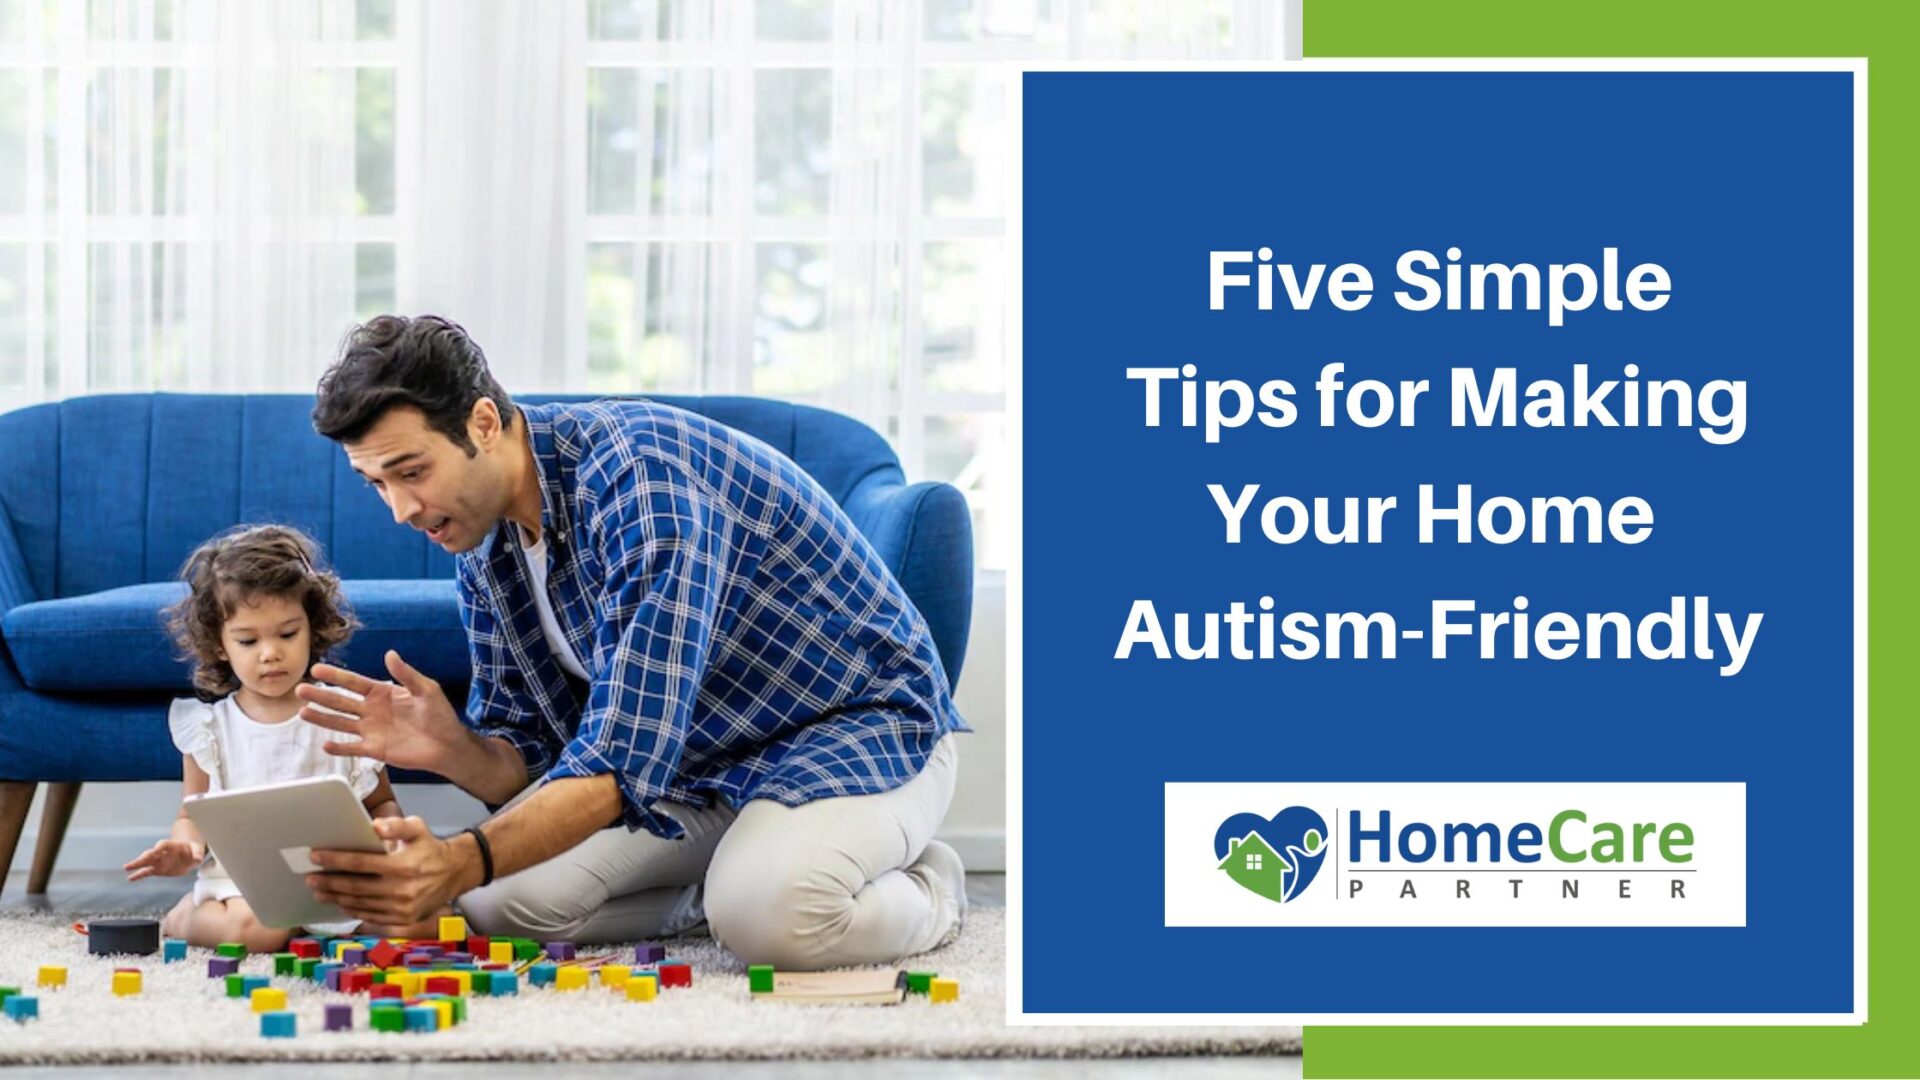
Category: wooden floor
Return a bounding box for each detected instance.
[0,870,1301,1080]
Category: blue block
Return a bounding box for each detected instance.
[5,996,39,1021]
[403,1005,439,1032]
[528,962,556,987]
[241,975,271,996]
[260,1011,297,1038]
[314,962,343,985]
[162,939,187,963]
[488,971,519,996]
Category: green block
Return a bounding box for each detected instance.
[371,970,388,984]
[225,973,247,998]
[471,971,492,994]
[370,1005,406,1033]
[512,938,540,961]
[0,987,18,1003]
[906,971,938,995]
[272,952,296,975]
[748,965,776,993]
[215,942,247,959]
[449,996,467,1025]
[297,958,320,980]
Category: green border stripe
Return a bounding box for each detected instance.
[1302,2,1913,1076]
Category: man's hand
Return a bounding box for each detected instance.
[306,816,476,926]
[123,838,205,881]
[296,651,467,774]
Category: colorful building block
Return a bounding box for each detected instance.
[371,1005,407,1033]
[489,941,514,965]
[528,962,557,987]
[297,958,321,980]
[403,1005,439,1032]
[555,966,588,991]
[324,1003,353,1031]
[0,987,16,1003]
[208,957,239,978]
[544,940,577,961]
[425,975,460,997]
[243,975,271,997]
[260,1010,297,1038]
[488,972,519,996]
[470,971,493,995]
[366,940,404,969]
[111,970,142,996]
[341,947,366,966]
[656,961,692,988]
[289,938,322,959]
[625,976,657,1002]
[214,942,247,959]
[634,943,666,964]
[928,978,959,1003]
[163,939,187,962]
[511,938,540,961]
[425,998,455,1029]
[36,966,65,989]
[272,952,297,975]
[4,996,37,1022]
[251,987,288,1013]
[600,964,632,989]
[371,983,403,1000]
[439,915,468,941]
[906,971,937,994]
[749,964,775,993]
[466,935,490,957]
[342,970,374,994]
[226,973,248,998]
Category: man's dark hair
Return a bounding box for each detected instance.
[312,314,514,455]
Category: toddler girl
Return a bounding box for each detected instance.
[124,524,431,949]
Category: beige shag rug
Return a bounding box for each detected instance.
[0,907,1300,1063]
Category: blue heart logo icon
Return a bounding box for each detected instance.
[1214,806,1329,903]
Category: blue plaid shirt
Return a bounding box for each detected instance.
[455,400,969,839]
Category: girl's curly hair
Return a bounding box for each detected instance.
[164,524,357,699]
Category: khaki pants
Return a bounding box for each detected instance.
[458,734,962,970]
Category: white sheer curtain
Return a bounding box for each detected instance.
[1,0,362,404]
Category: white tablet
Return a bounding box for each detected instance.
[184,775,386,930]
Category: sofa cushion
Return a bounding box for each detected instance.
[2,579,469,692]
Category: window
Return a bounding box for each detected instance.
[1245,852,1262,870]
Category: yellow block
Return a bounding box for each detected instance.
[37,966,66,988]
[451,971,473,997]
[439,915,468,942]
[928,978,959,1003]
[555,966,589,991]
[625,975,657,1002]
[111,970,142,996]
[392,971,422,997]
[600,964,631,989]
[489,941,515,966]
[251,987,288,1013]
[428,999,454,1029]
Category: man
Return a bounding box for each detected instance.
[295,314,969,969]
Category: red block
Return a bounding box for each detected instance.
[438,940,464,953]
[657,962,692,988]
[466,935,491,957]
[290,938,323,959]
[366,940,404,970]
[370,983,403,1000]
[425,976,460,996]
[342,970,374,994]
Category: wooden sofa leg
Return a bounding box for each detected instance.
[28,781,80,894]
[0,781,36,898]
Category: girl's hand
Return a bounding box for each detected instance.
[123,838,206,881]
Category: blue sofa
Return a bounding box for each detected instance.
[0,393,973,895]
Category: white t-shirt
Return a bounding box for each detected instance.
[168,690,383,885]
[521,528,592,682]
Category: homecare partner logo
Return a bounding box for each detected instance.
[1169,783,1746,927]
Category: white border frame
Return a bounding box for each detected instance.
[1004,57,1868,1027]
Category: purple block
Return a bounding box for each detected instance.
[443,951,473,964]
[341,947,365,966]
[546,941,576,961]
[325,968,344,991]
[634,943,666,964]
[324,1003,352,1032]
[404,953,436,967]
[209,956,240,978]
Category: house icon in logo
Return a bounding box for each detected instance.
[1214,807,1328,903]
